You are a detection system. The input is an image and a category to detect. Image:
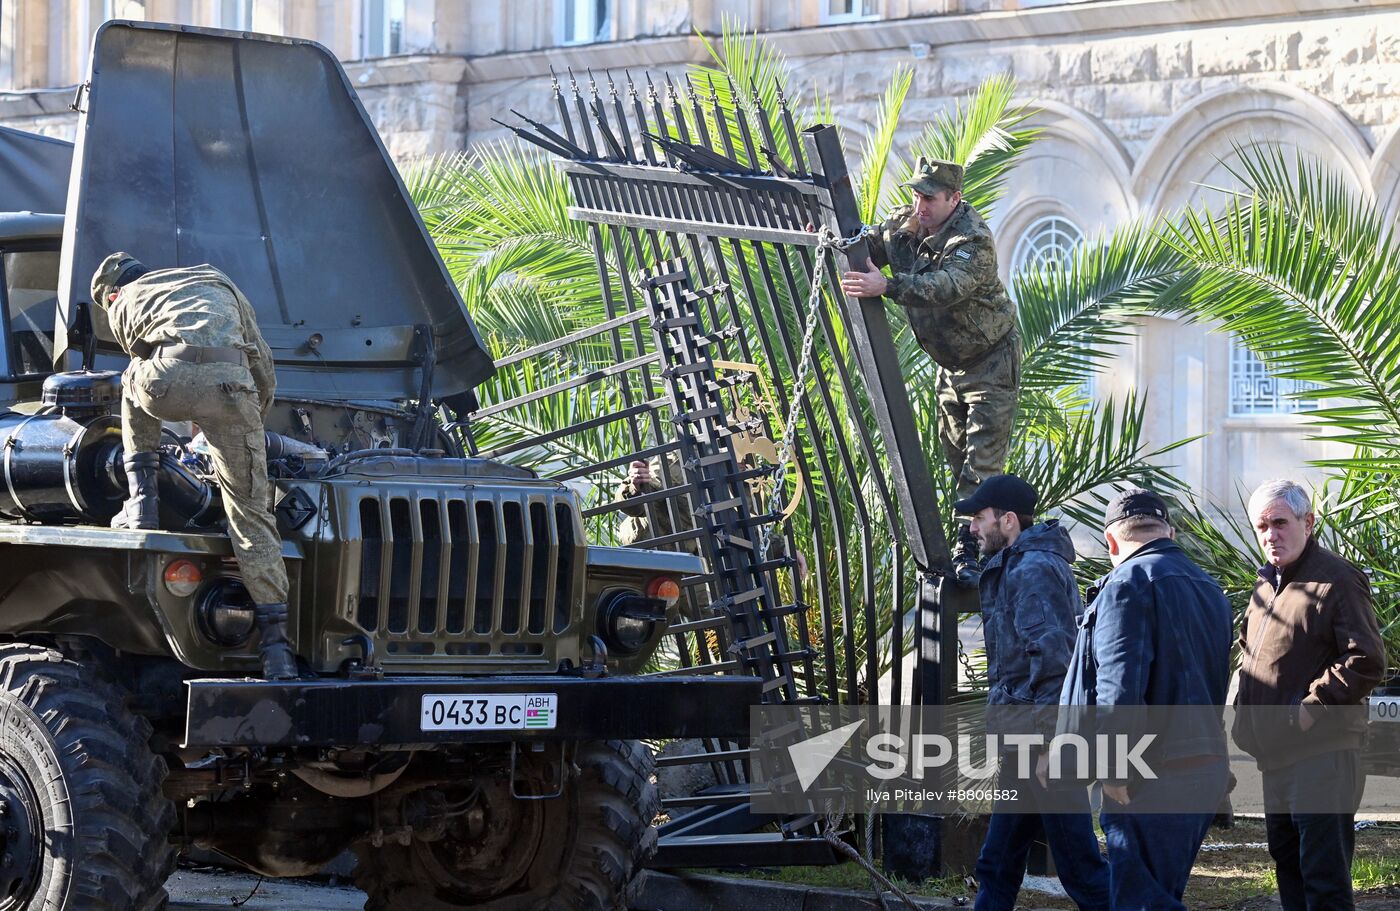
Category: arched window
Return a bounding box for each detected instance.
[1011,215,1084,277]
[1011,215,1089,397]
[1228,338,1319,416]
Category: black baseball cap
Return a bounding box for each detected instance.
[1103,487,1171,530]
[954,474,1038,517]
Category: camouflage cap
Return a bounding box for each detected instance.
[90,252,142,307]
[902,157,964,196]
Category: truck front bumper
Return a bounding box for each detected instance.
[184,674,761,748]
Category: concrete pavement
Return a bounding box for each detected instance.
[167,869,365,910]
[162,869,1067,911]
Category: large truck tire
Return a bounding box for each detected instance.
[355,739,659,911]
[0,644,176,910]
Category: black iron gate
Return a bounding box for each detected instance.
[471,70,968,867]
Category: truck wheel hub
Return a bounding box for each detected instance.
[416,779,546,899]
[0,757,42,902]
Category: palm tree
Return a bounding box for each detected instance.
[1167,147,1400,656]
[404,21,1240,703]
[1013,144,1400,660]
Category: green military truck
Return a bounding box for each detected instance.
[0,21,756,911]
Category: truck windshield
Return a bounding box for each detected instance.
[1,250,58,377]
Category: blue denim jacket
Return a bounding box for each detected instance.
[1060,537,1234,762]
[979,520,1081,709]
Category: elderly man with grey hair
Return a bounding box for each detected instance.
[1233,479,1386,911]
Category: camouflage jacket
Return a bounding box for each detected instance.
[866,201,1016,370]
[617,452,793,561]
[107,265,277,409]
[616,453,700,555]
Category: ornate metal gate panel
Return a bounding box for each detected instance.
[470,71,962,867]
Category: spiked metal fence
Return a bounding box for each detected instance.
[467,69,963,867]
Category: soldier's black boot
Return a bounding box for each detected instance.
[112,452,160,530]
[254,603,298,680]
[952,523,983,589]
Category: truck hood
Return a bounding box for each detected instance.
[0,126,72,216]
[56,21,493,401]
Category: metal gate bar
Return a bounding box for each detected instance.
[471,67,965,866]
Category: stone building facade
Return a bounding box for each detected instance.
[2,0,1396,510]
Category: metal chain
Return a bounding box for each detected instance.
[957,621,985,690]
[757,223,874,562]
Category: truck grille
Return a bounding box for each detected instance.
[352,491,581,659]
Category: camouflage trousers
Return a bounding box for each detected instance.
[122,358,288,606]
[936,329,1020,501]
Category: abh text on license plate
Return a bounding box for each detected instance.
[421,694,559,731]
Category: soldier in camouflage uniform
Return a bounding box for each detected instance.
[839,158,1020,587]
[616,454,701,555]
[90,252,298,679]
[616,454,804,574]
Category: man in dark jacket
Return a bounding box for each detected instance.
[957,474,1108,911]
[1235,479,1386,911]
[840,158,1018,588]
[1059,487,1234,911]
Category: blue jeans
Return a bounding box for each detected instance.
[974,759,1110,911]
[1099,763,1228,911]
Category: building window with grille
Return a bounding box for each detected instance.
[1011,215,1084,278]
[361,0,406,58]
[1228,338,1319,417]
[823,0,880,23]
[560,0,612,45]
[219,0,252,31]
[1011,215,1089,396]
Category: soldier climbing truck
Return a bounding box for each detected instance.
[0,21,758,911]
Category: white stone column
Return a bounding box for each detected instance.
[0,0,19,90]
[316,0,358,61]
[279,0,315,39]
[252,0,289,34]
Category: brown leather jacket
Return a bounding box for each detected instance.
[1233,538,1386,768]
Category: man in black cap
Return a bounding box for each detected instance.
[955,474,1109,911]
[840,158,1019,588]
[1058,487,1234,911]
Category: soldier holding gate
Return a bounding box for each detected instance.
[839,158,1020,587]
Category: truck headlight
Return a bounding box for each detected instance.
[196,579,257,648]
[596,589,667,657]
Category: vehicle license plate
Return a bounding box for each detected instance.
[1370,696,1400,723]
[420,694,558,731]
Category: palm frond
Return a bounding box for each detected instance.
[900,74,1039,216]
[853,66,914,225]
[1011,392,1193,529]
[691,16,831,171]
[1014,218,1193,391]
[1165,144,1400,477]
